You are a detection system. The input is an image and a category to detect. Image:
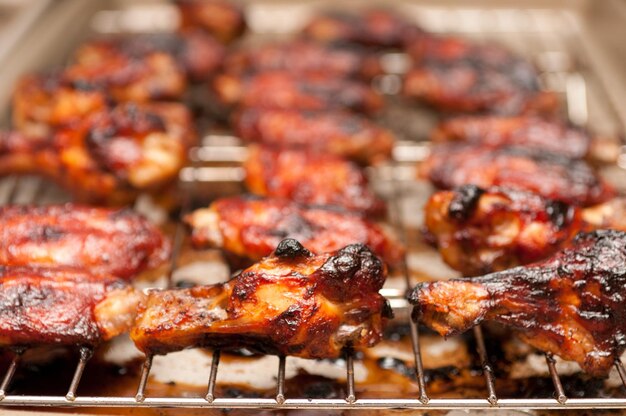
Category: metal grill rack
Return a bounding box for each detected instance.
[2,1,626,411]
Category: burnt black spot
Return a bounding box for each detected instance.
[273,238,312,259]
[546,200,572,228]
[448,185,485,221]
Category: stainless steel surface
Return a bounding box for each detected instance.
[1,0,626,411]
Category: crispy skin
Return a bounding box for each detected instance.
[213,71,384,114]
[74,31,225,82]
[224,40,382,80]
[409,230,626,376]
[420,144,614,206]
[184,196,403,267]
[302,9,421,48]
[244,146,386,216]
[1,102,194,204]
[0,205,170,280]
[132,239,391,358]
[424,185,587,276]
[403,35,558,115]
[0,266,143,347]
[175,0,246,44]
[233,108,394,164]
[432,116,591,159]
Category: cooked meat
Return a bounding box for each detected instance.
[175,0,246,44]
[12,74,109,138]
[420,144,614,206]
[403,35,558,115]
[0,205,170,280]
[74,30,225,82]
[424,185,587,275]
[185,195,403,267]
[224,40,382,80]
[0,266,143,347]
[409,229,626,377]
[302,9,421,48]
[132,239,391,358]
[431,115,591,159]
[233,108,394,164]
[212,71,384,114]
[243,146,386,216]
[1,102,195,204]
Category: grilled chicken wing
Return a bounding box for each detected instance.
[184,195,403,267]
[302,9,421,48]
[213,71,384,114]
[175,0,246,44]
[74,31,225,83]
[233,108,394,164]
[420,144,614,206]
[424,185,588,276]
[409,229,626,376]
[1,102,194,204]
[244,146,386,216]
[403,35,557,115]
[224,40,382,80]
[0,205,170,280]
[132,239,391,358]
[0,266,143,347]
[431,116,591,159]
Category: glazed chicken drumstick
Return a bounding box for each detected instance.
[410,229,626,377]
[421,143,614,206]
[0,266,143,347]
[233,108,394,165]
[244,146,386,216]
[2,102,195,204]
[213,70,384,114]
[0,205,170,280]
[132,239,392,359]
[185,195,403,267]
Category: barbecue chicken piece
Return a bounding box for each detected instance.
[0,205,170,280]
[132,238,392,358]
[74,31,225,83]
[233,108,394,165]
[0,266,143,347]
[1,102,195,204]
[243,146,386,216]
[302,9,421,48]
[185,195,403,267]
[409,229,626,376]
[224,40,382,80]
[420,144,614,206]
[403,35,557,115]
[431,116,591,159]
[424,185,588,276]
[213,71,384,114]
[175,0,246,44]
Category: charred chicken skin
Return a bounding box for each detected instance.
[0,205,170,280]
[224,40,382,80]
[0,266,143,347]
[420,144,614,206]
[410,229,626,377]
[302,9,421,48]
[244,146,386,216]
[1,102,194,204]
[233,108,394,165]
[424,185,588,276]
[213,71,384,114]
[131,239,391,358]
[403,35,558,115]
[431,115,591,159]
[175,0,246,44]
[74,31,226,83]
[184,195,404,267]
